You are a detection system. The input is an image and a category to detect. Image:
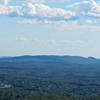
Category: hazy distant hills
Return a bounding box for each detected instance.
[0,56,10,58]
[0,55,100,64]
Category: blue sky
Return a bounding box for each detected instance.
[0,0,100,57]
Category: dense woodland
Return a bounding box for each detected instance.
[0,55,100,100]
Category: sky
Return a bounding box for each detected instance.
[0,0,100,57]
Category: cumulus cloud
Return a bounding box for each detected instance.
[69,0,100,18]
[22,3,77,21]
[0,5,22,16]
[0,2,77,22]
[1,0,100,26]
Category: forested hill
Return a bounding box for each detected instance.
[1,55,100,100]
[0,55,100,64]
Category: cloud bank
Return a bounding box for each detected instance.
[0,0,100,25]
[0,1,77,22]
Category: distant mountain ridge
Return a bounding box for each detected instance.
[0,55,100,64]
[0,56,10,58]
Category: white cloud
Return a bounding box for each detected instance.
[0,0,10,5]
[26,0,68,3]
[22,3,77,20]
[62,40,85,45]
[0,5,22,16]
[86,20,93,24]
[69,0,100,18]
[16,37,29,41]
[1,0,100,26]
[18,19,38,24]
[0,2,77,22]
[48,40,56,44]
